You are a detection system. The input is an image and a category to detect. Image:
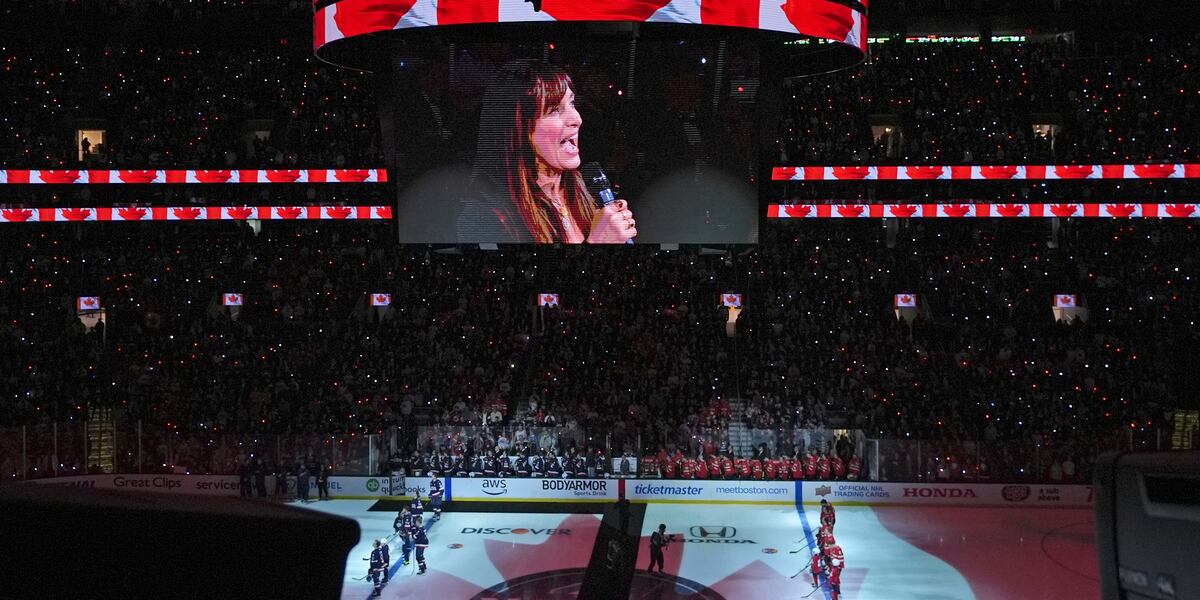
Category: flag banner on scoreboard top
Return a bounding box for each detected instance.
[767,203,1200,219]
[314,0,869,55]
[894,293,917,308]
[0,206,393,223]
[77,296,101,311]
[721,293,743,308]
[370,293,392,307]
[222,293,244,307]
[538,293,560,308]
[771,164,1200,181]
[3,203,1199,225]
[1053,294,1078,308]
[0,169,387,185]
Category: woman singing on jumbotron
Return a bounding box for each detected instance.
[459,60,636,244]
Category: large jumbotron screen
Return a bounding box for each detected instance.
[383,38,760,245]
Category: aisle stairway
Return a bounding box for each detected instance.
[726,398,754,457]
[86,405,115,473]
[1171,410,1198,449]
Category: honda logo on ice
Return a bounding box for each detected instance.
[689,526,736,539]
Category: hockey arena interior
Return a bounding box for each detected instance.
[2,1,1199,599]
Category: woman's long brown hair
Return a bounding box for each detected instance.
[476,61,598,243]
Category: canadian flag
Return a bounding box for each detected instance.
[222,293,244,307]
[1053,294,1077,308]
[894,293,917,308]
[77,296,101,311]
[722,293,743,308]
[538,293,560,308]
[371,293,392,307]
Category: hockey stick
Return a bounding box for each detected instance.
[802,583,825,598]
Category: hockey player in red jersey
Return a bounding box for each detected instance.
[823,539,845,600]
[804,449,818,479]
[820,498,837,530]
[818,451,832,480]
[721,454,735,479]
[831,454,846,479]
[695,454,709,479]
[847,454,862,481]
[791,452,806,480]
[680,457,695,479]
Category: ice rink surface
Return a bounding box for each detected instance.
[301,499,1098,600]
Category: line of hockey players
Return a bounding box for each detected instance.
[809,499,845,600]
[367,475,444,597]
[398,447,612,479]
[642,448,863,481]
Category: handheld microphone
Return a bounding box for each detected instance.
[582,162,634,244]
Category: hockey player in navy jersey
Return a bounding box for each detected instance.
[428,474,444,520]
[412,516,430,575]
[368,540,386,597]
[378,538,391,583]
[394,506,415,566]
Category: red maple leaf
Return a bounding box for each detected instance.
[264,170,302,183]
[725,295,740,305]
[61,208,93,221]
[980,166,1019,179]
[118,170,159,184]
[82,297,98,308]
[1053,165,1095,179]
[1164,204,1196,218]
[774,167,799,180]
[326,206,353,219]
[2,209,34,222]
[836,205,864,218]
[173,207,202,220]
[996,204,1026,217]
[784,205,812,218]
[781,0,856,42]
[117,207,148,220]
[225,294,241,304]
[900,295,914,304]
[374,294,389,304]
[1132,164,1177,179]
[375,206,393,219]
[942,204,972,217]
[193,170,233,183]
[276,207,303,219]
[905,166,945,180]
[888,205,918,218]
[538,0,673,21]
[1104,204,1137,218]
[333,0,416,38]
[333,169,370,183]
[1050,204,1079,217]
[37,170,81,184]
[830,166,871,180]
[227,207,254,220]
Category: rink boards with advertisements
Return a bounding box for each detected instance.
[287,478,1098,600]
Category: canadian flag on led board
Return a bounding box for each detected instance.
[371,293,392,307]
[222,293,244,307]
[722,293,743,308]
[77,296,101,311]
[1053,294,1077,308]
[894,293,917,308]
[538,293,560,307]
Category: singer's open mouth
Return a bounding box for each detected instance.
[560,134,579,154]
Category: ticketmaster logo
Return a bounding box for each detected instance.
[634,484,703,495]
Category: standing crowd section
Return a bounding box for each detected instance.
[1,1,1197,486]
